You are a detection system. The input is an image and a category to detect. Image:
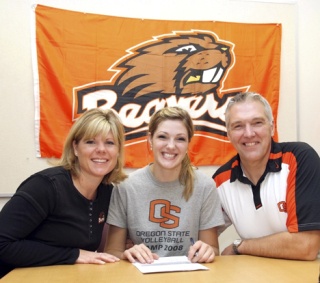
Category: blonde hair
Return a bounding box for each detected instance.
[57,108,127,184]
[148,106,195,201]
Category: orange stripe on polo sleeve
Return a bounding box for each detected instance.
[283,152,298,232]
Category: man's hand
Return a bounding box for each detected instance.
[221,243,236,255]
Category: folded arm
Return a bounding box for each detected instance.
[0,194,79,267]
[222,230,320,260]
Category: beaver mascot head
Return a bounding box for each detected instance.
[114,31,233,99]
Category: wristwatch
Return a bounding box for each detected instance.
[233,239,243,255]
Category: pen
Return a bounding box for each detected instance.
[190,237,198,257]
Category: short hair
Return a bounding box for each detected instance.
[148,106,195,201]
[225,92,274,128]
[57,108,127,184]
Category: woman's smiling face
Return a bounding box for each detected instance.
[149,119,189,172]
[73,132,119,181]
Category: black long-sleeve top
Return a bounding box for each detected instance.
[0,167,113,278]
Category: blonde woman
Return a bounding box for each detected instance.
[0,108,127,278]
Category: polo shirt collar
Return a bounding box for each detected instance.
[230,139,282,183]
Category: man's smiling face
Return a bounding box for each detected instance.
[227,100,274,165]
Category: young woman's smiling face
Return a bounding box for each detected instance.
[149,119,189,174]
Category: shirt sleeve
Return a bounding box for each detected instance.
[198,175,225,231]
[286,143,320,232]
[106,184,128,228]
[218,211,233,236]
[0,175,79,267]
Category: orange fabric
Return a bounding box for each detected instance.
[33,5,281,167]
[282,152,299,233]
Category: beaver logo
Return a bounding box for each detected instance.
[74,30,248,140]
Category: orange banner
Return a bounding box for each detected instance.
[32,5,281,167]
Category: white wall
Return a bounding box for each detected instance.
[297,0,320,144]
[1,0,320,250]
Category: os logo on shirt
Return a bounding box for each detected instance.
[277,201,287,212]
[149,200,181,229]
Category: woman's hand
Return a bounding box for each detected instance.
[187,240,216,263]
[123,243,159,263]
[76,249,120,264]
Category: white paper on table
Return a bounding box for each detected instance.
[132,255,209,274]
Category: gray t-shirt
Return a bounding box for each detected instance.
[107,165,224,257]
